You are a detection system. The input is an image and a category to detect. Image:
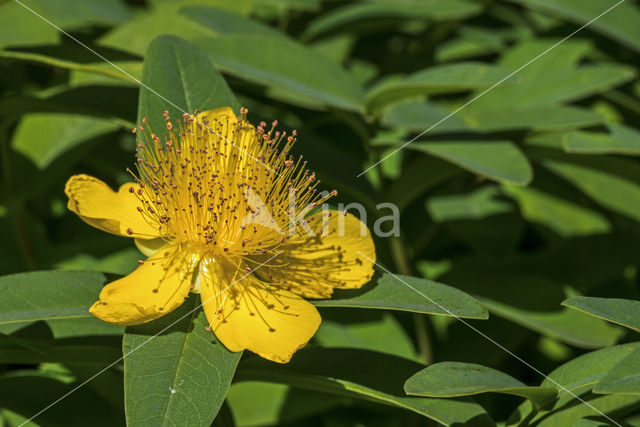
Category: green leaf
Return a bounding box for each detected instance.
[594,347,640,395]
[502,185,611,237]
[100,5,275,56]
[464,105,604,133]
[0,343,121,365]
[564,124,640,155]
[194,34,365,112]
[540,157,640,223]
[0,375,124,426]
[507,343,640,425]
[470,40,634,108]
[0,2,58,48]
[512,0,640,53]
[383,100,603,134]
[227,382,343,427]
[405,362,557,410]
[366,62,511,113]
[411,141,533,186]
[313,273,488,319]
[483,299,623,349]
[303,1,482,40]
[15,0,131,29]
[11,113,119,169]
[137,35,240,133]
[386,156,462,211]
[562,296,640,333]
[427,186,513,222]
[236,348,495,426]
[315,313,419,360]
[0,271,106,326]
[124,296,242,427]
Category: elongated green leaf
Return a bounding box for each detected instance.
[564,124,640,155]
[11,113,119,169]
[314,273,488,319]
[532,394,640,427]
[470,40,634,108]
[303,1,482,40]
[15,0,131,29]
[236,348,495,426]
[137,35,240,132]
[124,296,241,427]
[0,271,106,326]
[316,313,419,360]
[0,2,58,48]
[405,362,557,410]
[227,382,343,427]
[540,157,640,223]
[502,185,611,237]
[383,100,603,133]
[410,141,533,186]
[484,299,623,349]
[427,186,513,222]
[366,62,510,113]
[464,105,604,133]
[562,297,640,333]
[194,34,365,112]
[594,347,640,395]
[507,343,640,425]
[512,0,640,53]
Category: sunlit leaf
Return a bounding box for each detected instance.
[562,296,640,333]
[314,273,488,320]
[124,296,241,427]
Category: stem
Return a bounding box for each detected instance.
[389,234,433,365]
[1,121,37,270]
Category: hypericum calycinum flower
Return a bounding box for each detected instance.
[65,107,375,363]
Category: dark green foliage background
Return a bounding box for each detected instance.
[2,0,640,426]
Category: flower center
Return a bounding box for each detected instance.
[130,108,334,259]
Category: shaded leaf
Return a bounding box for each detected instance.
[564,124,640,155]
[502,185,611,237]
[405,362,557,410]
[11,113,118,169]
[366,62,510,113]
[236,348,495,426]
[194,34,365,112]
[513,0,640,53]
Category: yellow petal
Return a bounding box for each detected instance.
[258,210,376,298]
[65,174,158,239]
[200,258,321,363]
[89,245,195,325]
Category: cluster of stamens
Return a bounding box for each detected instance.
[129,108,336,261]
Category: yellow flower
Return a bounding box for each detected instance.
[65,107,375,363]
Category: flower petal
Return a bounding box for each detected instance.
[89,245,195,325]
[65,174,159,239]
[258,210,376,298]
[200,258,320,363]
